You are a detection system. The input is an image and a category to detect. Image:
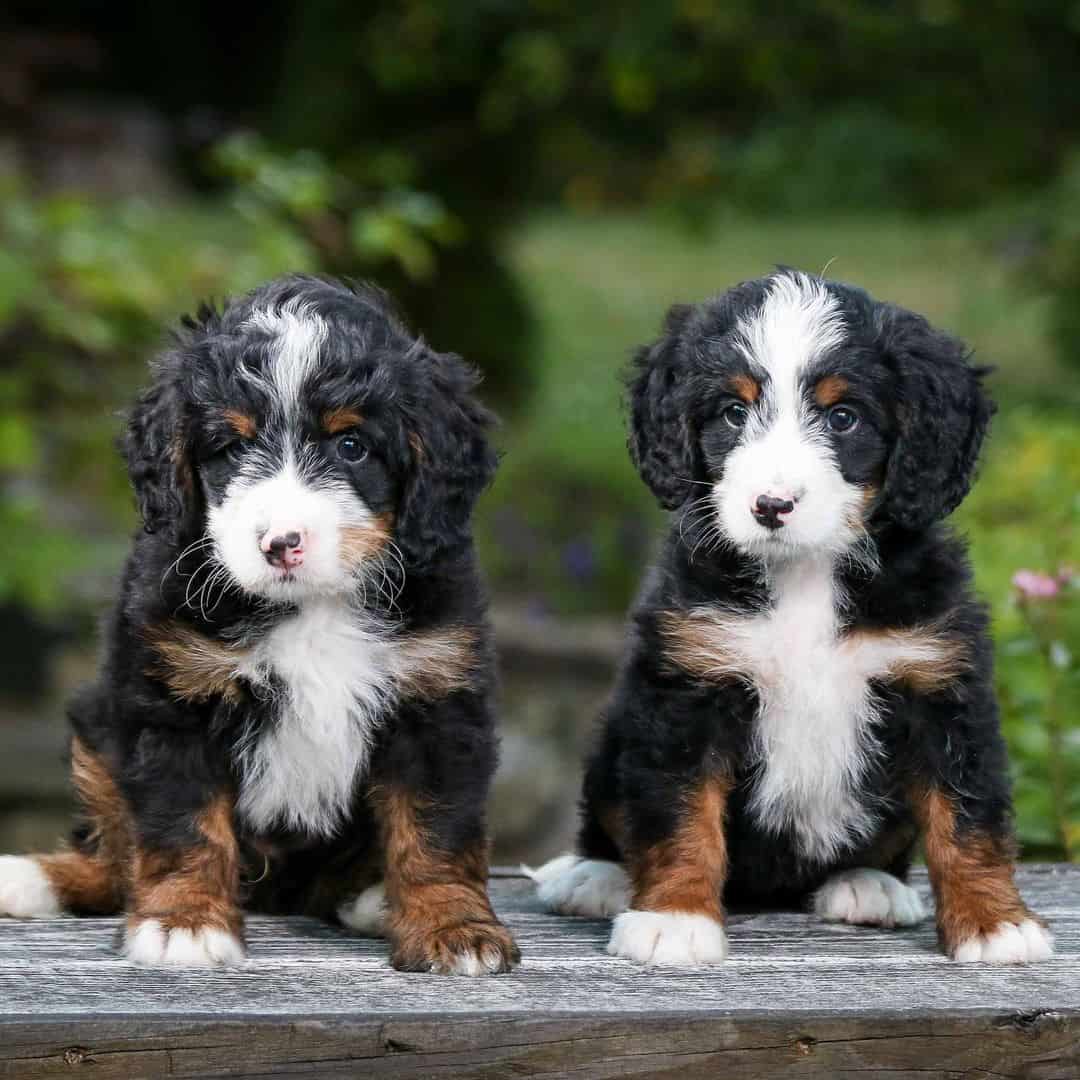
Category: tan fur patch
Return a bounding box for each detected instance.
[223,409,257,439]
[842,624,970,694]
[373,786,517,972]
[338,513,394,569]
[394,627,479,701]
[171,434,195,500]
[657,609,751,685]
[146,623,248,704]
[661,608,969,696]
[846,482,879,533]
[914,788,1033,954]
[814,374,849,408]
[323,407,363,434]
[129,794,242,938]
[408,431,426,463]
[37,739,131,914]
[631,774,731,922]
[730,373,761,404]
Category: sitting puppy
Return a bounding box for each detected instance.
[0,274,519,975]
[533,269,1053,967]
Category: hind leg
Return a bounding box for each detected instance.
[530,753,631,918]
[813,868,926,927]
[0,737,127,918]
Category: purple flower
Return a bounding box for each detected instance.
[1012,569,1061,599]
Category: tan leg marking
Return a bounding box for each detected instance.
[374,787,518,974]
[631,774,731,921]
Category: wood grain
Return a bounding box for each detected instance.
[0,866,1075,1079]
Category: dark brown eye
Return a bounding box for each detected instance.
[827,405,859,433]
[723,402,750,430]
[337,434,368,463]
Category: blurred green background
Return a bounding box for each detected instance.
[0,1,1077,863]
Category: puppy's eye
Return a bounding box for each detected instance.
[827,405,859,433]
[337,433,368,463]
[723,402,750,430]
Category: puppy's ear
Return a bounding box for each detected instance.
[627,304,696,509]
[878,307,994,530]
[395,349,498,570]
[122,357,197,536]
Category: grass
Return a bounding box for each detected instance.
[486,206,1079,858]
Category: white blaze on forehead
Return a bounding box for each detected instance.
[243,302,328,413]
[710,272,861,557]
[733,272,845,403]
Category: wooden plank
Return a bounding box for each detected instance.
[0,867,1075,1079]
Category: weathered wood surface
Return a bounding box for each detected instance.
[0,866,1076,1079]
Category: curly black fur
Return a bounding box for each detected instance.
[12,275,518,971]
[567,270,1044,961]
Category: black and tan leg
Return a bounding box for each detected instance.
[0,738,127,919]
[606,771,732,967]
[372,783,518,975]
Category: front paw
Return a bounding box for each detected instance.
[608,910,728,967]
[392,919,520,976]
[951,919,1054,964]
[124,917,246,968]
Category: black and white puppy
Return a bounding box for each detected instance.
[0,274,520,974]
[533,269,1053,967]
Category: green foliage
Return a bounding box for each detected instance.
[211,133,463,282]
[269,1,1080,213]
[1025,152,1080,375]
[959,410,1080,860]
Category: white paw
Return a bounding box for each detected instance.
[953,919,1054,964]
[0,856,61,918]
[337,882,387,937]
[526,854,630,917]
[124,919,246,968]
[813,868,925,927]
[444,945,513,977]
[607,910,728,967]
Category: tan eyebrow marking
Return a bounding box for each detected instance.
[223,410,257,439]
[730,374,761,404]
[814,374,849,408]
[323,408,364,434]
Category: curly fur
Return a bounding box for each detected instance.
[554,269,1049,966]
[1,275,517,974]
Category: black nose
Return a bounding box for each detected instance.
[264,531,302,564]
[753,494,795,530]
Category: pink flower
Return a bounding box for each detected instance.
[1012,569,1061,599]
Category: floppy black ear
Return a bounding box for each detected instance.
[627,304,696,510]
[878,306,994,531]
[395,349,498,570]
[122,357,196,536]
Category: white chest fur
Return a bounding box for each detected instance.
[662,557,955,863]
[739,559,881,862]
[235,601,398,837]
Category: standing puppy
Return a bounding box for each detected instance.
[533,269,1053,967]
[0,274,519,975]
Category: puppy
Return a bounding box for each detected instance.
[533,269,1053,967]
[0,274,519,974]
